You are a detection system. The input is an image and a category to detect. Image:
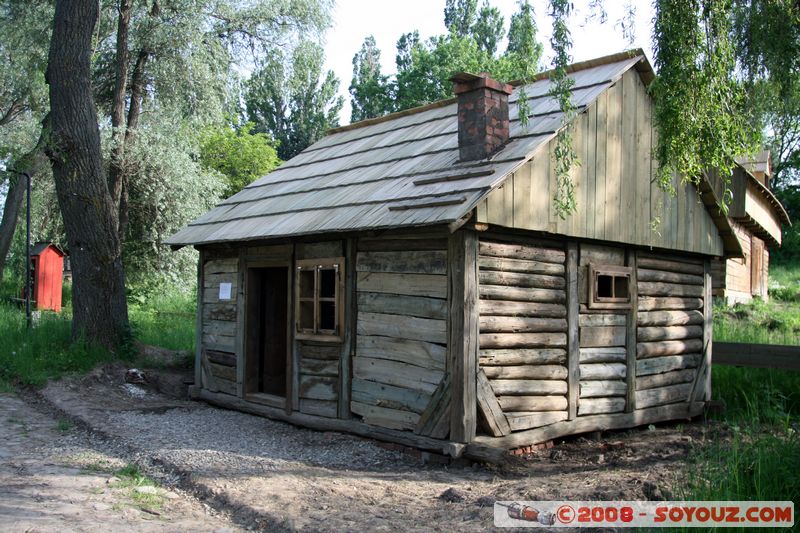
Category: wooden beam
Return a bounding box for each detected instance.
[449,230,479,442]
[476,369,511,437]
[703,260,713,400]
[625,249,637,412]
[235,249,245,397]
[566,242,579,420]
[339,238,356,419]
[194,249,205,389]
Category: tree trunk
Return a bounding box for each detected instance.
[45,0,129,350]
[108,0,133,222]
[0,174,25,281]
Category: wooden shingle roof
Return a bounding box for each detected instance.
[167,51,647,247]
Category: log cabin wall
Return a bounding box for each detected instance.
[199,248,240,396]
[635,252,708,408]
[577,244,629,416]
[476,237,569,435]
[351,234,450,434]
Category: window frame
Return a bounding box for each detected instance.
[588,263,632,309]
[294,257,345,342]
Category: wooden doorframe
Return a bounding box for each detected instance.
[241,259,293,409]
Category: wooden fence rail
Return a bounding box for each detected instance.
[713,342,800,371]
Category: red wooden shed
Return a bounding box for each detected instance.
[30,242,65,313]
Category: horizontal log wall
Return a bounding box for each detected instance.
[200,253,239,396]
[577,244,628,416]
[477,238,569,434]
[634,252,706,408]
[352,236,448,433]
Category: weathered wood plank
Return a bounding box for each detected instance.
[635,383,693,409]
[202,320,236,337]
[479,316,567,333]
[636,256,705,275]
[295,241,342,259]
[637,268,704,286]
[626,249,637,413]
[356,272,447,298]
[357,312,446,344]
[299,358,339,377]
[506,411,568,431]
[479,270,565,289]
[479,300,566,318]
[703,260,713,401]
[204,258,238,274]
[482,365,568,380]
[206,349,236,367]
[356,237,448,252]
[351,401,419,431]
[351,377,430,414]
[356,335,446,370]
[637,339,704,358]
[476,369,511,437]
[580,325,626,348]
[299,375,338,401]
[414,377,451,438]
[580,363,626,380]
[478,256,565,275]
[479,285,566,303]
[297,343,341,360]
[579,314,626,327]
[638,281,704,298]
[340,237,356,419]
[496,395,568,412]
[636,369,696,390]
[202,333,235,352]
[353,357,442,394]
[638,310,704,327]
[479,349,566,366]
[299,399,338,418]
[489,379,567,396]
[479,332,567,349]
[449,230,479,443]
[579,347,626,363]
[636,354,701,376]
[567,242,579,421]
[580,380,627,398]
[203,303,237,322]
[638,325,704,342]
[208,361,236,382]
[578,397,626,415]
[638,297,704,311]
[357,292,447,320]
[478,241,565,264]
[356,250,447,274]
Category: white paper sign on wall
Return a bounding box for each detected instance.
[219,282,232,300]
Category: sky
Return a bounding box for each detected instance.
[324,0,656,125]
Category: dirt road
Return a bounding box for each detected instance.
[0,367,713,531]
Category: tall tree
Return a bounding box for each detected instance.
[444,0,478,37]
[45,0,129,348]
[349,36,392,122]
[246,40,343,160]
[472,1,504,56]
[503,0,543,78]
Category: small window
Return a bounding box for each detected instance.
[589,264,632,309]
[295,258,344,341]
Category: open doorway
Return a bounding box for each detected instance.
[245,266,290,399]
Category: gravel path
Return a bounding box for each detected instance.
[32,364,711,531]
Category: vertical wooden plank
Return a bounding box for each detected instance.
[290,244,300,411]
[636,74,651,245]
[567,241,579,420]
[621,70,637,244]
[529,154,549,229]
[513,164,531,230]
[703,259,713,402]
[339,238,356,419]
[625,249,638,412]
[235,249,246,397]
[605,81,622,241]
[449,230,478,442]
[595,90,608,240]
[585,102,597,239]
[194,249,204,389]
[285,257,294,414]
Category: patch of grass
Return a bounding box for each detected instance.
[0,302,116,386]
[128,289,196,353]
[56,419,73,433]
[710,366,800,428]
[713,298,800,346]
[111,463,166,510]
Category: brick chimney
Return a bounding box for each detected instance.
[451,72,513,161]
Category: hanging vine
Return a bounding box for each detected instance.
[651,0,755,212]
[548,0,579,219]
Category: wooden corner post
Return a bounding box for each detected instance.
[703,259,713,402]
[449,230,478,442]
[195,248,204,389]
[339,238,356,419]
[566,242,579,420]
[625,249,638,412]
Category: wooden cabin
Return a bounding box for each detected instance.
[710,153,790,304]
[168,51,740,461]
